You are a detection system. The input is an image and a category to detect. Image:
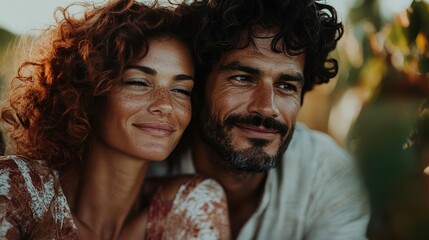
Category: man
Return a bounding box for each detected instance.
[152,0,369,239]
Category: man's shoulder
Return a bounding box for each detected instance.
[291,123,341,146]
[274,123,357,186]
[150,175,225,202]
[286,123,349,162]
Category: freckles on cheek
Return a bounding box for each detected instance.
[122,93,150,111]
[174,101,192,124]
[104,93,147,123]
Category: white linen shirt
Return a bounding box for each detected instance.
[149,123,369,240]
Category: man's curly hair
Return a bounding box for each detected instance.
[189,0,343,102]
[1,0,195,173]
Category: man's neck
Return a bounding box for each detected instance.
[192,132,267,238]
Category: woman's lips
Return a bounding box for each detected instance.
[132,123,175,137]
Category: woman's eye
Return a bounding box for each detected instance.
[172,88,192,98]
[123,79,150,88]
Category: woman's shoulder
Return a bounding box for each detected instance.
[147,176,230,239]
[0,155,59,205]
[0,155,76,239]
[0,155,55,183]
[157,175,225,202]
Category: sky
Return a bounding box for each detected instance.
[0,0,417,35]
[0,0,104,35]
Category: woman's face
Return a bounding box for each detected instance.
[95,35,194,161]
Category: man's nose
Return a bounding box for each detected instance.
[247,82,280,118]
[148,87,173,116]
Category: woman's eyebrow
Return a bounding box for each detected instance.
[126,65,156,75]
[175,74,194,81]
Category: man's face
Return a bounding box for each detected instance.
[201,31,305,172]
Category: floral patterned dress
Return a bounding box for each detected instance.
[0,156,230,239]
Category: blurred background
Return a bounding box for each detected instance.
[0,0,428,238]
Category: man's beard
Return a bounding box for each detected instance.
[202,114,294,173]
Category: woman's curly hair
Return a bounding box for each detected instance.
[1,0,195,173]
[189,0,343,102]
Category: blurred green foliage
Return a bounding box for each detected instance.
[0,27,16,154]
[0,28,15,48]
[344,0,429,239]
[0,27,16,85]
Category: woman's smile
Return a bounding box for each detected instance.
[132,122,176,137]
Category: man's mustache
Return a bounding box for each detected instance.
[224,114,288,135]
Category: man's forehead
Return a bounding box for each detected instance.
[236,27,279,49]
[251,26,279,38]
[222,36,305,65]
[235,27,303,59]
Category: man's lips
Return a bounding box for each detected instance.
[234,123,278,139]
[132,123,175,137]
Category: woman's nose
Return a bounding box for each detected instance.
[148,87,173,116]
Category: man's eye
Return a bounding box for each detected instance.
[230,75,252,82]
[277,83,297,94]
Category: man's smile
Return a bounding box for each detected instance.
[234,123,279,140]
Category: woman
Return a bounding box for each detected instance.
[0,0,230,239]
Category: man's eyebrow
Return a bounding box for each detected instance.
[219,61,261,75]
[221,61,304,84]
[126,65,156,75]
[279,72,305,85]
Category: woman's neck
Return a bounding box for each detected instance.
[62,142,150,239]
